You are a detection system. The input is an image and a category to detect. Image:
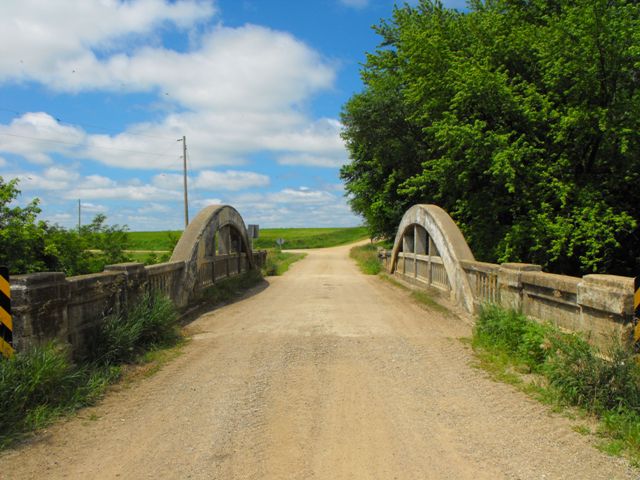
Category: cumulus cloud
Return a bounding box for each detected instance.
[0,0,358,229]
[152,169,269,191]
[0,113,85,164]
[0,23,344,170]
[277,153,346,168]
[0,0,216,84]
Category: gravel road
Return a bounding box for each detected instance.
[1,243,637,479]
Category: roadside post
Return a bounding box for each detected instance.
[276,238,285,249]
[0,266,13,358]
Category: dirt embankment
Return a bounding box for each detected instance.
[1,244,636,479]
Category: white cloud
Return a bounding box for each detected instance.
[68,183,181,202]
[192,170,269,191]
[193,198,223,209]
[339,0,369,8]
[0,0,216,85]
[278,153,346,168]
[268,187,335,205]
[152,169,269,191]
[0,112,85,164]
[0,157,7,167]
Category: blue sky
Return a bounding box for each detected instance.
[0,0,466,231]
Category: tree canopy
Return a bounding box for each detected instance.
[0,177,129,276]
[340,0,640,276]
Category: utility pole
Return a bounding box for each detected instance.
[78,199,81,234]
[177,136,189,228]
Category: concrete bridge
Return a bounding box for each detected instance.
[3,204,638,479]
[10,205,266,355]
[386,204,634,349]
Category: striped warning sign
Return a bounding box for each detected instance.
[634,276,640,345]
[0,266,13,358]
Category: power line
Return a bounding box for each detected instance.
[0,131,179,158]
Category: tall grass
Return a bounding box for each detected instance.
[262,250,306,276]
[473,304,640,460]
[0,343,117,448]
[349,244,382,275]
[89,291,179,365]
[0,291,180,448]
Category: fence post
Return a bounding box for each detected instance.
[0,266,14,358]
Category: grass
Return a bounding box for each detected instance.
[202,270,265,304]
[128,227,368,252]
[262,249,307,276]
[472,304,640,463]
[0,291,182,449]
[349,243,382,274]
[253,227,368,249]
[0,343,120,449]
[123,228,367,267]
[127,231,181,251]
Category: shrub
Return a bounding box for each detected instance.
[545,334,640,412]
[0,343,115,447]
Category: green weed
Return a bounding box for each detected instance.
[0,343,118,448]
[89,292,179,365]
[472,304,640,463]
[262,250,306,276]
[349,244,382,275]
[253,227,368,250]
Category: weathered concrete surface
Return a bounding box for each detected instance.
[390,204,635,348]
[390,204,476,312]
[1,244,636,479]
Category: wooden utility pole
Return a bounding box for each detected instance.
[178,136,189,228]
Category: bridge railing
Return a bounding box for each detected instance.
[388,204,635,349]
[397,252,451,293]
[460,260,500,307]
[9,250,267,357]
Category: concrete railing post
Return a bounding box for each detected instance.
[11,273,70,352]
[497,263,542,311]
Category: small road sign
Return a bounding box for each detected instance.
[276,238,285,248]
[0,266,13,358]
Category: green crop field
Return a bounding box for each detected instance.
[126,227,368,252]
[252,227,368,249]
[127,231,181,251]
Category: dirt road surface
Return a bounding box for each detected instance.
[2,244,637,479]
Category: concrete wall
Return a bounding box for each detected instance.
[388,250,633,349]
[10,251,267,356]
[387,204,634,350]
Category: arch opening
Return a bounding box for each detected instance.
[170,205,256,305]
[390,204,475,313]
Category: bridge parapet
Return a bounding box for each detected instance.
[391,204,634,348]
[9,205,266,356]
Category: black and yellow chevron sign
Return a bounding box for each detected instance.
[0,266,13,358]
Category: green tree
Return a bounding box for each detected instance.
[0,177,47,274]
[0,176,130,276]
[340,0,640,275]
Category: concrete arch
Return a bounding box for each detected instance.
[170,205,254,304]
[389,204,476,313]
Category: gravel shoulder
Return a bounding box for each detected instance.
[1,243,637,479]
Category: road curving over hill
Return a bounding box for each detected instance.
[1,243,637,479]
